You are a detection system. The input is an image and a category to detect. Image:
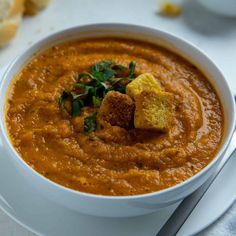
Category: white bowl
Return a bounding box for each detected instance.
[0,23,235,217]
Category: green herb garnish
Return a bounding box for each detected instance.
[59,60,137,133]
[59,91,84,117]
[92,96,101,107]
[129,61,136,78]
[84,112,97,134]
[71,99,83,117]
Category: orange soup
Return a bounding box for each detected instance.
[5,38,224,196]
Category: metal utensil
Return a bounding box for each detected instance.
[157,99,236,236]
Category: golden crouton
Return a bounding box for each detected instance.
[97,91,135,129]
[134,90,173,131]
[126,73,162,98]
[159,2,182,17]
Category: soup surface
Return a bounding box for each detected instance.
[5,38,223,196]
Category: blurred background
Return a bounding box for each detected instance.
[1,0,236,89]
[1,0,236,74]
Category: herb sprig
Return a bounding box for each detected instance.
[59,60,136,133]
[84,112,97,134]
[59,90,84,117]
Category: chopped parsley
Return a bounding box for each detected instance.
[59,60,137,133]
[84,112,97,135]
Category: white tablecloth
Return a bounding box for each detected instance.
[1,200,236,236]
[0,0,236,235]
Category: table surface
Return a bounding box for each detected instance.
[0,0,236,235]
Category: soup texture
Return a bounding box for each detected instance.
[5,38,223,196]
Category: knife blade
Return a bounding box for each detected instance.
[156,130,236,236]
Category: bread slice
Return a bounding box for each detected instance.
[8,0,25,17]
[24,0,49,15]
[0,13,22,47]
[0,0,24,21]
[0,0,50,47]
[0,0,24,47]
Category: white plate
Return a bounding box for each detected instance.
[0,66,236,236]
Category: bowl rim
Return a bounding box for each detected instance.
[0,22,235,200]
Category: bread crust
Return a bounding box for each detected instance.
[24,0,49,15]
[8,0,25,18]
[0,14,22,47]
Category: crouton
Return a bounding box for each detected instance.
[134,90,173,131]
[159,2,182,17]
[97,91,135,129]
[126,73,162,98]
